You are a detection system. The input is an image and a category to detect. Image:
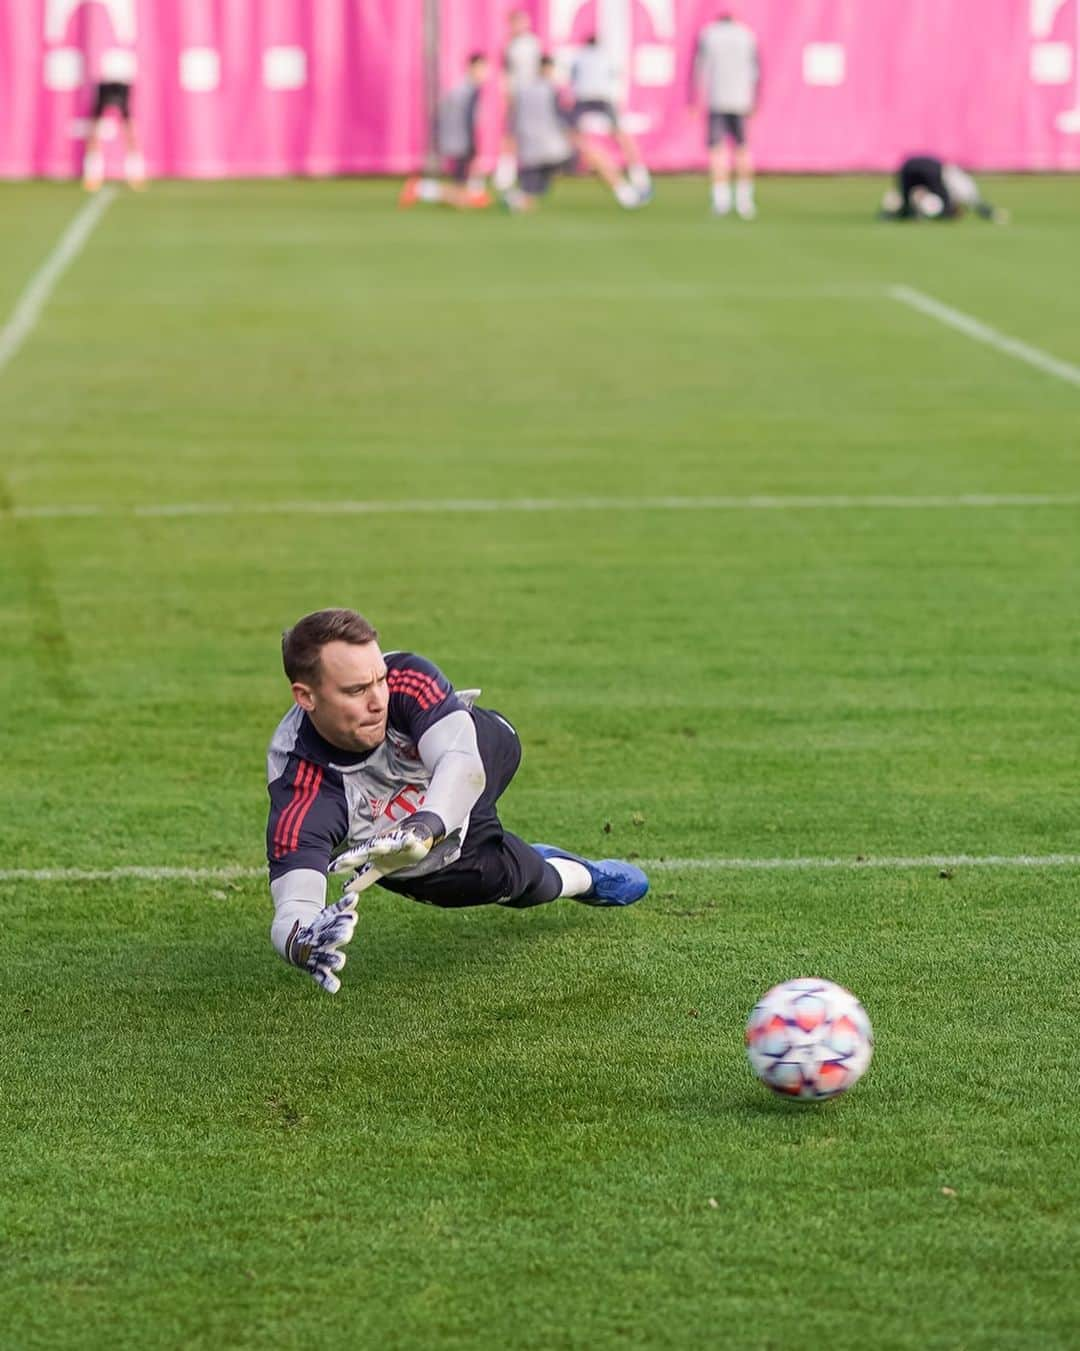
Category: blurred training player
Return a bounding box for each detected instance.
[266,609,649,994]
[569,34,653,202]
[690,10,759,219]
[495,7,543,192]
[400,53,492,210]
[502,55,640,211]
[879,156,1009,223]
[82,52,146,192]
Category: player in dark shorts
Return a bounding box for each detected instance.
[568,35,652,201]
[501,56,639,211]
[879,156,1008,222]
[400,53,492,210]
[265,609,648,993]
[83,76,145,192]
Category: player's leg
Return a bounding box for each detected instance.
[83,84,108,191]
[709,145,732,216]
[495,91,518,192]
[732,118,755,220]
[502,163,548,212]
[614,123,652,200]
[574,134,641,209]
[120,90,146,190]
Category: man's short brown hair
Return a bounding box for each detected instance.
[282,609,379,685]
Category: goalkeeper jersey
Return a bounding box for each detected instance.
[266,651,473,884]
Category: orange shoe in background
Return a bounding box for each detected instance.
[398,176,421,208]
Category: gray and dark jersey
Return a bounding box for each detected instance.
[437,80,482,160]
[513,79,573,169]
[692,20,759,114]
[266,651,486,906]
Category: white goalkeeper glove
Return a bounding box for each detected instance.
[330,816,440,895]
[283,895,359,994]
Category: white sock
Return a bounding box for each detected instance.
[494,154,517,191]
[502,187,528,212]
[549,857,594,898]
[736,180,755,208]
[614,180,639,209]
[629,163,651,193]
[417,179,442,203]
[83,148,104,184]
[712,181,732,213]
[466,176,486,195]
[124,151,145,184]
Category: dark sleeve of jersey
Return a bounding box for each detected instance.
[267,757,349,882]
[387,652,465,743]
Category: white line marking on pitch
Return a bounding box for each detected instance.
[889,285,1080,389]
[6,492,1080,522]
[0,187,117,376]
[3,854,1080,884]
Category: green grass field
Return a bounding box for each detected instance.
[2,174,1079,1349]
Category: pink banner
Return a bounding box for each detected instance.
[2,1,1080,179]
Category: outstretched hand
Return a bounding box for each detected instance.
[284,895,359,994]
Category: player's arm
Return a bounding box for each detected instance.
[332,657,485,879]
[267,759,354,992]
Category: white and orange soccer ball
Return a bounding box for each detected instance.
[745,978,873,1101]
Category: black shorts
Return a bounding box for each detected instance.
[377,706,560,910]
[92,82,132,119]
[708,111,746,147]
[898,156,953,217]
[519,159,573,196]
[572,99,619,133]
[446,154,473,183]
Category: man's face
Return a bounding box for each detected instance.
[472,58,491,84]
[292,640,389,753]
[509,10,530,36]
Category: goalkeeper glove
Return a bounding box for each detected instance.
[283,895,359,995]
[330,814,442,895]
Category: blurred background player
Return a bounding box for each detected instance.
[495,8,543,192]
[400,53,492,210]
[82,50,146,192]
[502,56,642,212]
[879,156,1009,223]
[690,10,760,219]
[569,34,652,203]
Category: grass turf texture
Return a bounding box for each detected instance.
[2,175,1079,1348]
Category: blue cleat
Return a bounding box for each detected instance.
[532,844,649,907]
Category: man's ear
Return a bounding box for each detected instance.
[291,681,316,712]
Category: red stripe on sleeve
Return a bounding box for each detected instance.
[287,765,324,852]
[273,760,315,860]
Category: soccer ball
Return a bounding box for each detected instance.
[745,978,873,1101]
[916,190,944,218]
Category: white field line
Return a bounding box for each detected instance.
[0,187,117,376]
[3,854,1080,884]
[6,492,1080,522]
[889,284,1080,389]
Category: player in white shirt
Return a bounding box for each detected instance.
[495,9,544,192]
[569,35,652,203]
[689,12,760,219]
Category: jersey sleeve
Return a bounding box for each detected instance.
[387,652,465,743]
[266,756,349,882]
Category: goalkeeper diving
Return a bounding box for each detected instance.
[266,609,648,993]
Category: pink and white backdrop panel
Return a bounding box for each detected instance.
[2,0,1080,178]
